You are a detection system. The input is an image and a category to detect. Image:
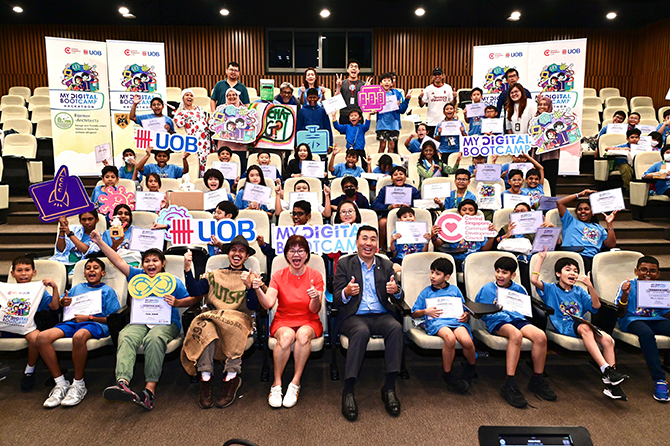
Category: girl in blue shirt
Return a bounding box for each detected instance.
[434,103,466,163]
[234,165,274,218]
[101,204,135,252]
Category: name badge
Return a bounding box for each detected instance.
[350,97,355,105]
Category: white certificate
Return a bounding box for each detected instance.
[242,183,272,205]
[637,124,657,135]
[636,135,653,150]
[360,172,387,181]
[413,199,440,210]
[531,227,562,253]
[508,162,534,177]
[475,164,502,182]
[422,182,451,200]
[301,160,326,178]
[440,121,462,136]
[130,296,171,325]
[95,143,111,163]
[509,210,543,235]
[606,123,628,135]
[128,227,165,252]
[497,288,532,318]
[589,188,625,214]
[481,118,504,134]
[380,95,399,114]
[212,161,239,180]
[141,117,167,133]
[503,193,531,209]
[466,103,485,118]
[289,191,319,211]
[63,290,102,322]
[419,136,440,150]
[385,186,413,206]
[425,296,463,320]
[203,189,228,210]
[135,191,164,212]
[395,221,428,244]
[322,94,347,115]
[254,165,275,181]
[637,281,670,308]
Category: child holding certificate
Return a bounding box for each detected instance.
[532,250,628,400]
[475,257,556,408]
[243,151,282,183]
[434,169,476,210]
[274,179,331,219]
[434,103,466,163]
[615,256,670,402]
[603,128,640,194]
[286,143,316,178]
[463,87,484,136]
[216,146,239,191]
[37,258,120,408]
[375,72,411,154]
[234,165,274,218]
[135,146,190,180]
[520,155,546,209]
[416,140,461,186]
[332,109,371,170]
[91,232,197,411]
[411,258,476,393]
[643,145,670,198]
[389,206,430,270]
[203,168,235,211]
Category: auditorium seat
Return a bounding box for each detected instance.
[658,106,670,123]
[188,87,208,97]
[492,207,514,231]
[602,107,627,122]
[630,96,654,110]
[544,208,577,229]
[581,118,600,137]
[583,97,603,112]
[604,97,628,111]
[2,118,32,134]
[630,151,668,218]
[8,86,31,102]
[30,106,51,134]
[283,177,323,203]
[1,94,25,110]
[0,105,29,123]
[192,96,211,109]
[330,176,370,203]
[583,88,598,98]
[65,214,107,234]
[358,209,379,230]
[369,152,402,172]
[321,87,332,100]
[420,176,452,199]
[32,87,50,97]
[385,207,432,250]
[248,152,283,176]
[599,88,620,102]
[35,118,52,138]
[634,107,657,122]
[247,87,258,97]
[640,118,659,127]
[131,211,158,229]
[333,134,346,148]
[582,107,601,123]
[166,87,182,102]
[277,210,323,226]
[95,178,136,192]
[27,95,50,111]
[0,173,8,225]
[594,133,627,182]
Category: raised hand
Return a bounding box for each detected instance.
[336,74,343,88]
[344,276,360,297]
[183,249,192,271]
[90,230,102,245]
[577,271,593,287]
[365,76,373,85]
[604,210,618,224]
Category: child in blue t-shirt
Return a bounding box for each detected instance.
[614,255,670,401]
[411,258,476,392]
[130,95,175,133]
[438,169,477,210]
[328,146,364,178]
[464,87,484,135]
[92,231,197,411]
[475,256,555,408]
[375,72,411,154]
[404,123,431,153]
[603,128,640,193]
[520,155,546,209]
[91,165,120,208]
[136,146,190,180]
[37,258,120,408]
[434,103,466,163]
[115,148,142,183]
[331,109,371,171]
[532,250,629,400]
[389,206,429,267]
[234,165,275,219]
[643,145,670,198]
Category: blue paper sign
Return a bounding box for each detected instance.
[296,125,330,155]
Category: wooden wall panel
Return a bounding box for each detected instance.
[636,17,670,110]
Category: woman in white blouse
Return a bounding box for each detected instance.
[504,83,536,134]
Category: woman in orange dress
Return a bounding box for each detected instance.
[254,235,323,409]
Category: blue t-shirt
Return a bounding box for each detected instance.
[234,187,271,213]
[91,185,108,207]
[52,225,100,264]
[333,163,364,178]
[407,138,423,154]
[119,164,142,182]
[444,190,477,210]
[372,184,421,212]
[468,115,483,135]
[375,89,410,132]
[643,161,670,195]
[655,122,670,144]
[615,278,670,332]
[391,230,425,260]
[537,281,596,337]
[412,284,471,337]
[127,267,189,330]
[142,163,183,179]
[522,184,545,209]
[63,282,121,337]
[475,281,529,333]
[560,211,607,258]
[441,239,487,262]
[38,290,54,312]
[135,114,175,132]
[332,120,371,151]
[102,225,134,251]
[434,120,466,154]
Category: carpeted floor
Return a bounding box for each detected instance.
[0,344,667,446]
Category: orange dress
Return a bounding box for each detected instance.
[269,267,324,337]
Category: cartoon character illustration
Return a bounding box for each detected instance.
[483,66,513,94]
[559,300,582,320]
[121,64,157,92]
[62,62,100,92]
[6,298,31,317]
[538,63,575,92]
[581,227,600,245]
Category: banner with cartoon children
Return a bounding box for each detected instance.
[45,37,113,174]
[209,105,259,144]
[106,40,167,160]
[472,43,529,107]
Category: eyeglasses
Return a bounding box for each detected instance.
[638,267,659,274]
[291,211,306,217]
[343,187,356,191]
[340,210,355,216]
[455,178,468,182]
[288,249,306,256]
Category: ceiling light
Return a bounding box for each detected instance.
[415,8,425,16]
[118,6,129,14]
[122,13,136,19]
[13,6,23,13]
[507,11,521,21]
[220,8,229,16]
[320,9,330,18]
[606,12,617,20]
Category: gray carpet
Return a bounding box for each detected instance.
[0,345,666,446]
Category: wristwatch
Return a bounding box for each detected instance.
[67,231,75,237]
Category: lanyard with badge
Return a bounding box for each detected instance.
[349,82,356,105]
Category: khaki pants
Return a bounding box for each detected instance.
[115,323,179,383]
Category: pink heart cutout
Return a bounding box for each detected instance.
[444,222,458,234]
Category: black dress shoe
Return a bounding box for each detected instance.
[381,388,401,417]
[342,393,358,421]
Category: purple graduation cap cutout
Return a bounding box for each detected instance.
[29,165,94,223]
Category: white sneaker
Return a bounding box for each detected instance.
[44,382,70,408]
[283,383,300,408]
[268,385,283,408]
[61,382,87,406]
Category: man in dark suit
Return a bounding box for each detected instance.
[333,225,404,421]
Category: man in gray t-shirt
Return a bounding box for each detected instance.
[335,59,371,124]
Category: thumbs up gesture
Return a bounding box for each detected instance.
[344,276,360,298]
[307,279,319,300]
[386,274,399,295]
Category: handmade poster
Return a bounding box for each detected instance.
[63,289,102,321]
[481,118,504,134]
[425,296,463,320]
[168,218,257,246]
[30,166,95,223]
[475,182,502,210]
[212,161,239,180]
[380,95,399,114]
[133,128,198,153]
[538,196,560,211]
[107,40,167,161]
[301,160,326,178]
[98,185,136,217]
[509,210,543,235]
[637,281,670,308]
[440,121,462,136]
[128,228,165,252]
[395,221,428,245]
[465,103,485,118]
[95,143,112,164]
[606,123,627,135]
[45,37,112,174]
[242,183,272,205]
[472,42,529,107]
[435,212,465,243]
[503,193,531,209]
[463,215,496,242]
[322,94,347,115]
[385,187,413,206]
[289,192,319,212]
[296,125,330,155]
[251,103,297,149]
[209,105,258,143]
[528,110,582,155]
[260,79,275,101]
[461,134,532,158]
[135,191,164,212]
[203,189,228,210]
[272,223,360,254]
[357,85,386,113]
[589,188,625,214]
[422,182,451,200]
[155,205,193,241]
[475,164,502,182]
[259,165,277,181]
[531,227,562,253]
[497,288,532,318]
[0,282,47,335]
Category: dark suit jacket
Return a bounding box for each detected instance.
[333,253,404,323]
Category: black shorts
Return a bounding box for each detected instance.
[493,319,531,334]
[376,130,399,141]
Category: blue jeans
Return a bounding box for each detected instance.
[626,319,670,382]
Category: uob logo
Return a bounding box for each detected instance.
[510,52,523,57]
[566,48,580,54]
[85,49,102,56]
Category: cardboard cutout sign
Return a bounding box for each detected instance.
[253,103,297,149]
[98,185,136,217]
[155,205,193,241]
[528,110,582,155]
[209,105,259,143]
[357,85,386,112]
[129,272,177,299]
[168,218,257,246]
[296,125,330,155]
[134,128,198,153]
[30,165,95,223]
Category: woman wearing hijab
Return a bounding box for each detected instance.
[173,89,211,175]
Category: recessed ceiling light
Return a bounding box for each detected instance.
[507,11,521,21]
[320,9,330,18]
[606,12,617,20]
[220,8,229,16]
[122,13,136,19]
[415,8,425,16]
[13,6,23,13]
[118,6,129,14]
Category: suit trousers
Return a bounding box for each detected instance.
[338,312,403,380]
